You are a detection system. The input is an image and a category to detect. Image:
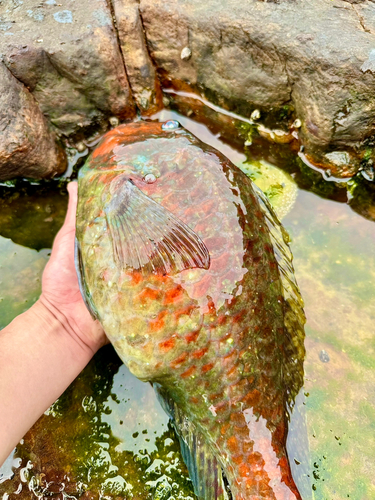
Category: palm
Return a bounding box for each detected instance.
[41,182,106,352]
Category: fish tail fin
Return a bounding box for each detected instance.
[154,384,231,500]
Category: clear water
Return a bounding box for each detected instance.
[0,111,374,500]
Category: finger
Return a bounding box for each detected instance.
[63,181,78,230]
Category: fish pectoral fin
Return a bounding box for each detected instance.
[74,237,99,320]
[154,384,230,500]
[104,176,210,275]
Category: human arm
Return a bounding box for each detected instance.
[0,182,107,465]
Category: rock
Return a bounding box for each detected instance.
[0,63,66,180]
[139,0,375,177]
[112,0,163,115]
[1,0,375,180]
[0,0,135,138]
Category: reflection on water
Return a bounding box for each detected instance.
[0,111,374,499]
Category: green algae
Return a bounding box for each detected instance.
[236,159,298,219]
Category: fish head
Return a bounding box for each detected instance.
[84,120,185,184]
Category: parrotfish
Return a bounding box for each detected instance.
[75,120,306,500]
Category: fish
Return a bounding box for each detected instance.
[75,120,306,500]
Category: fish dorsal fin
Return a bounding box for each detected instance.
[103,176,210,276]
[154,384,230,500]
[252,183,306,406]
[74,237,99,320]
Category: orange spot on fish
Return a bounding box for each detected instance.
[217,313,228,325]
[185,329,200,343]
[136,287,161,305]
[201,362,214,374]
[192,347,208,359]
[170,352,188,369]
[158,336,176,353]
[149,311,167,332]
[180,365,196,379]
[131,271,143,286]
[232,455,243,466]
[245,478,257,490]
[227,436,239,454]
[223,350,237,367]
[221,423,230,436]
[230,412,247,429]
[241,389,261,409]
[164,285,184,304]
[85,196,94,205]
[174,304,195,321]
[239,464,251,477]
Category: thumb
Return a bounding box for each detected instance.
[63,181,78,231]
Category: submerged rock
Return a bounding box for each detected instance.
[0,347,197,500]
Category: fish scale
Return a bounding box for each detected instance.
[76,121,305,500]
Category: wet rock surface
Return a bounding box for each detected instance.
[0,62,66,180]
[0,0,135,179]
[140,0,375,176]
[1,0,375,180]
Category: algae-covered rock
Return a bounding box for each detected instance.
[0,347,196,499]
[237,159,298,220]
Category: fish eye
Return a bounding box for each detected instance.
[143,173,157,184]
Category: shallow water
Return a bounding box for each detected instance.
[0,111,374,500]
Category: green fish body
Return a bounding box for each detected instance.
[76,121,305,500]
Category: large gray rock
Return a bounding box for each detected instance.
[139,0,375,177]
[1,0,375,179]
[0,0,135,136]
[0,62,65,180]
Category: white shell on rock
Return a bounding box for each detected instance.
[181,47,192,60]
[325,151,351,167]
[109,117,119,127]
[250,109,260,121]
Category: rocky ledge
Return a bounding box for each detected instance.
[0,0,375,179]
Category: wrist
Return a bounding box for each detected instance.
[33,297,99,360]
[0,299,96,465]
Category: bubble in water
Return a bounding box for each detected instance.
[162,120,180,130]
[319,350,330,363]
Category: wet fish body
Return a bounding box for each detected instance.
[76,121,305,499]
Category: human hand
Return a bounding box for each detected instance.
[40,181,107,354]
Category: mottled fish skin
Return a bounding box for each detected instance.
[76,122,305,500]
